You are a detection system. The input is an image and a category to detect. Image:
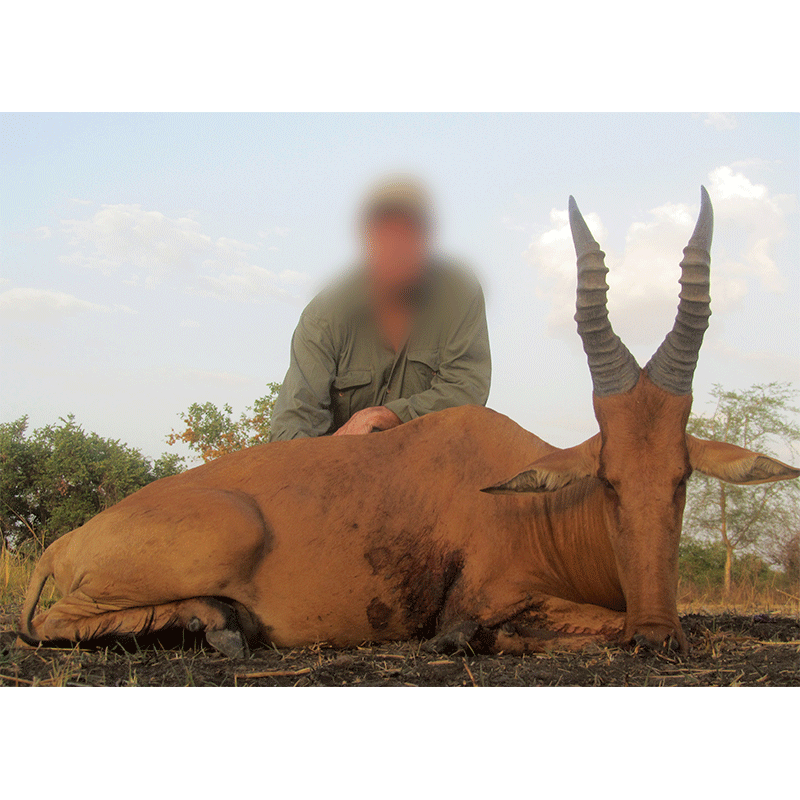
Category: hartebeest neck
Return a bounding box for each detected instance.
[514,480,626,611]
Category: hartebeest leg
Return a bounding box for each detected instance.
[421,620,483,654]
[424,593,625,655]
[423,577,558,654]
[491,597,626,654]
[27,595,253,658]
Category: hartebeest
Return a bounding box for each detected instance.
[19,188,799,657]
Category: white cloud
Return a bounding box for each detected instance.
[179,318,200,328]
[59,204,306,302]
[527,165,794,347]
[704,112,738,131]
[61,205,215,280]
[32,226,52,239]
[0,287,128,321]
[710,165,766,201]
[707,165,791,293]
[194,264,308,303]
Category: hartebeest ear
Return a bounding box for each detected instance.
[482,436,601,494]
[687,436,800,485]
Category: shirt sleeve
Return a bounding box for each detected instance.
[268,311,337,441]
[384,283,491,423]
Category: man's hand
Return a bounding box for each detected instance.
[333,406,402,436]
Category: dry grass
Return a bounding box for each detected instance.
[678,582,799,618]
[0,542,59,616]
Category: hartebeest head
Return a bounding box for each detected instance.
[488,189,799,652]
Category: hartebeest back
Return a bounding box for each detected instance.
[19,189,799,657]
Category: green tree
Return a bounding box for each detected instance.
[766,496,799,591]
[152,452,186,480]
[0,415,185,549]
[684,382,800,596]
[167,382,280,463]
[0,416,49,548]
[678,538,777,592]
[678,539,728,589]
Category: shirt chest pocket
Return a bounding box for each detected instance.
[404,349,440,395]
[331,369,373,430]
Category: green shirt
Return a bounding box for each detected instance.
[269,259,491,440]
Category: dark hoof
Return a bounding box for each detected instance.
[499,622,517,636]
[632,633,681,654]
[422,621,480,654]
[15,630,40,648]
[206,628,249,659]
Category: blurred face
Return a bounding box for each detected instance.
[364,212,428,296]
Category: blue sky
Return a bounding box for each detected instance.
[1,112,798,461]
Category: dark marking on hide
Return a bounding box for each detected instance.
[367,597,392,631]
[401,547,464,637]
[364,547,391,575]
[365,527,465,639]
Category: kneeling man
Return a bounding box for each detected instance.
[269,177,491,440]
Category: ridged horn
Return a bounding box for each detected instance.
[645,186,713,395]
[569,196,641,396]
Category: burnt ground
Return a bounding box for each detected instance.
[1,612,798,686]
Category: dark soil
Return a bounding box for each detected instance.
[1,612,798,686]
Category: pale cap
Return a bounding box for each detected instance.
[360,174,434,231]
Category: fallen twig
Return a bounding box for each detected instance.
[235,667,312,680]
[463,658,478,687]
[754,640,800,646]
[0,673,37,685]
